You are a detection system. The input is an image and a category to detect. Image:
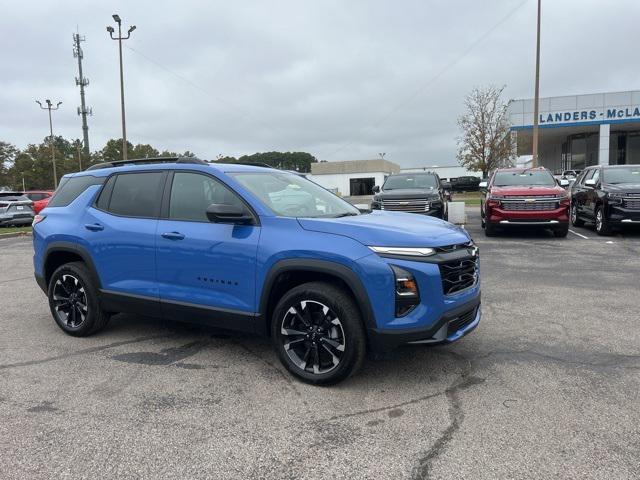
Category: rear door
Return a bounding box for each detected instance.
[83,171,166,313]
[155,171,260,332]
[573,168,593,218]
[585,168,601,217]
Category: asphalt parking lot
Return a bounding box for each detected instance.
[1,210,639,480]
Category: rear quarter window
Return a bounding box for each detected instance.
[48,176,105,208]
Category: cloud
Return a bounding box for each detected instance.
[1,0,638,167]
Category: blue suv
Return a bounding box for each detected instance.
[33,158,481,384]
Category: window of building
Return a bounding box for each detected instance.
[106,172,165,218]
[349,177,375,196]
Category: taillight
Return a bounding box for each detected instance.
[32,214,46,226]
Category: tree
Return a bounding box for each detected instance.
[456,85,515,177]
[130,143,160,159]
[0,141,18,189]
[100,138,134,162]
[235,151,317,172]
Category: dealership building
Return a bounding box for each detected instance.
[509,90,640,172]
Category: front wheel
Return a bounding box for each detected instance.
[595,206,612,236]
[271,282,366,385]
[553,225,569,238]
[571,203,584,227]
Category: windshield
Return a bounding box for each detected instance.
[230,172,360,218]
[493,170,556,187]
[383,174,438,190]
[603,166,640,184]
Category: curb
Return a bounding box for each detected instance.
[0,232,32,239]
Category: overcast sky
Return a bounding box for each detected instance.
[1,0,639,167]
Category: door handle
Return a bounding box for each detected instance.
[161,231,185,240]
[84,223,104,232]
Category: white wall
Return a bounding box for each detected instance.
[308,172,389,196]
[400,166,481,180]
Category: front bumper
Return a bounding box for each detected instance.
[368,296,481,352]
[487,205,569,226]
[608,205,640,225]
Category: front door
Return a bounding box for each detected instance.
[156,171,260,332]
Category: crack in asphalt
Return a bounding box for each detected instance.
[0,333,175,370]
[411,374,485,480]
[0,276,34,285]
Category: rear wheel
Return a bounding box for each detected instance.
[571,203,584,227]
[595,206,612,236]
[271,281,366,385]
[48,262,110,336]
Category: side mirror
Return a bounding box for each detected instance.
[584,179,596,188]
[559,179,570,187]
[372,185,380,194]
[206,203,253,224]
[478,181,488,189]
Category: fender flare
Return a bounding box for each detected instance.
[43,241,102,289]
[259,258,376,332]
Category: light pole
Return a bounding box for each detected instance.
[531,0,541,168]
[36,99,62,188]
[107,14,136,160]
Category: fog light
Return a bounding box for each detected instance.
[391,265,420,317]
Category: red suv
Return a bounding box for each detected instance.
[480,167,570,237]
[23,191,54,214]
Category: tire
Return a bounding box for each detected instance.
[271,281,366,385]
[570,203,584,227]
[594,206,612,236]
[553,225,569,238]
[484,221,497,237]
[47,261,110,337]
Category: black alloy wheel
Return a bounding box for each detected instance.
[571,203,584,227]
[52,273,88,329]
[272,281,366,385]
[280,300,346,375]
[48,262,110,336]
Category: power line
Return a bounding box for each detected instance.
[321,0,529,160]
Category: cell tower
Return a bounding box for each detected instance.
[73,32,92,157]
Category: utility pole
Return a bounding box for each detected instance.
[36,99,62,188]
[73,31,92,157]
[107,14,136,160]
[531,0,541,168]
[76,143,83,170]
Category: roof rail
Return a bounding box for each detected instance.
[85,157,208,171]
[212,161,273,168]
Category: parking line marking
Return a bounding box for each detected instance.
[569,229,589,239]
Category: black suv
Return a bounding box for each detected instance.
[371,172,449,219]
[570,164,640,235]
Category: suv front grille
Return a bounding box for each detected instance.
[622,197,640,210]
[439,257,478,295]
[447,306,478,336]
[500,199,559,211]
[381,198,429,213]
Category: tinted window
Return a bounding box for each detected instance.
[48,176,105,208]
[26,193,45,201]
[581,169,595,184]
[493,170,556,187]
[603,166,640,184]
[591,169,600,184]
[383,174,438,190]
[107,172,164,218]
[169,172,244,222]
[95,175,116,211]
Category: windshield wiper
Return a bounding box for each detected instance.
[332,212,360,218]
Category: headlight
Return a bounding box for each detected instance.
[607,192,623,204]
[369,246,435,257]
[488,194,505,200]
[390,265,420,317]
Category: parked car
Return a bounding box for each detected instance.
[0,192,35,227]
[570,164,640,235]
[370,172,449,220]
[23,190,54,214]
[450,176,481,192]
[33,158,481,385]
[480,167,570,237]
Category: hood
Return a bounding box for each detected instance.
[377,188,439,199]
[298,211,470,248]
[490,185,565,196]
[603,183,640,194]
